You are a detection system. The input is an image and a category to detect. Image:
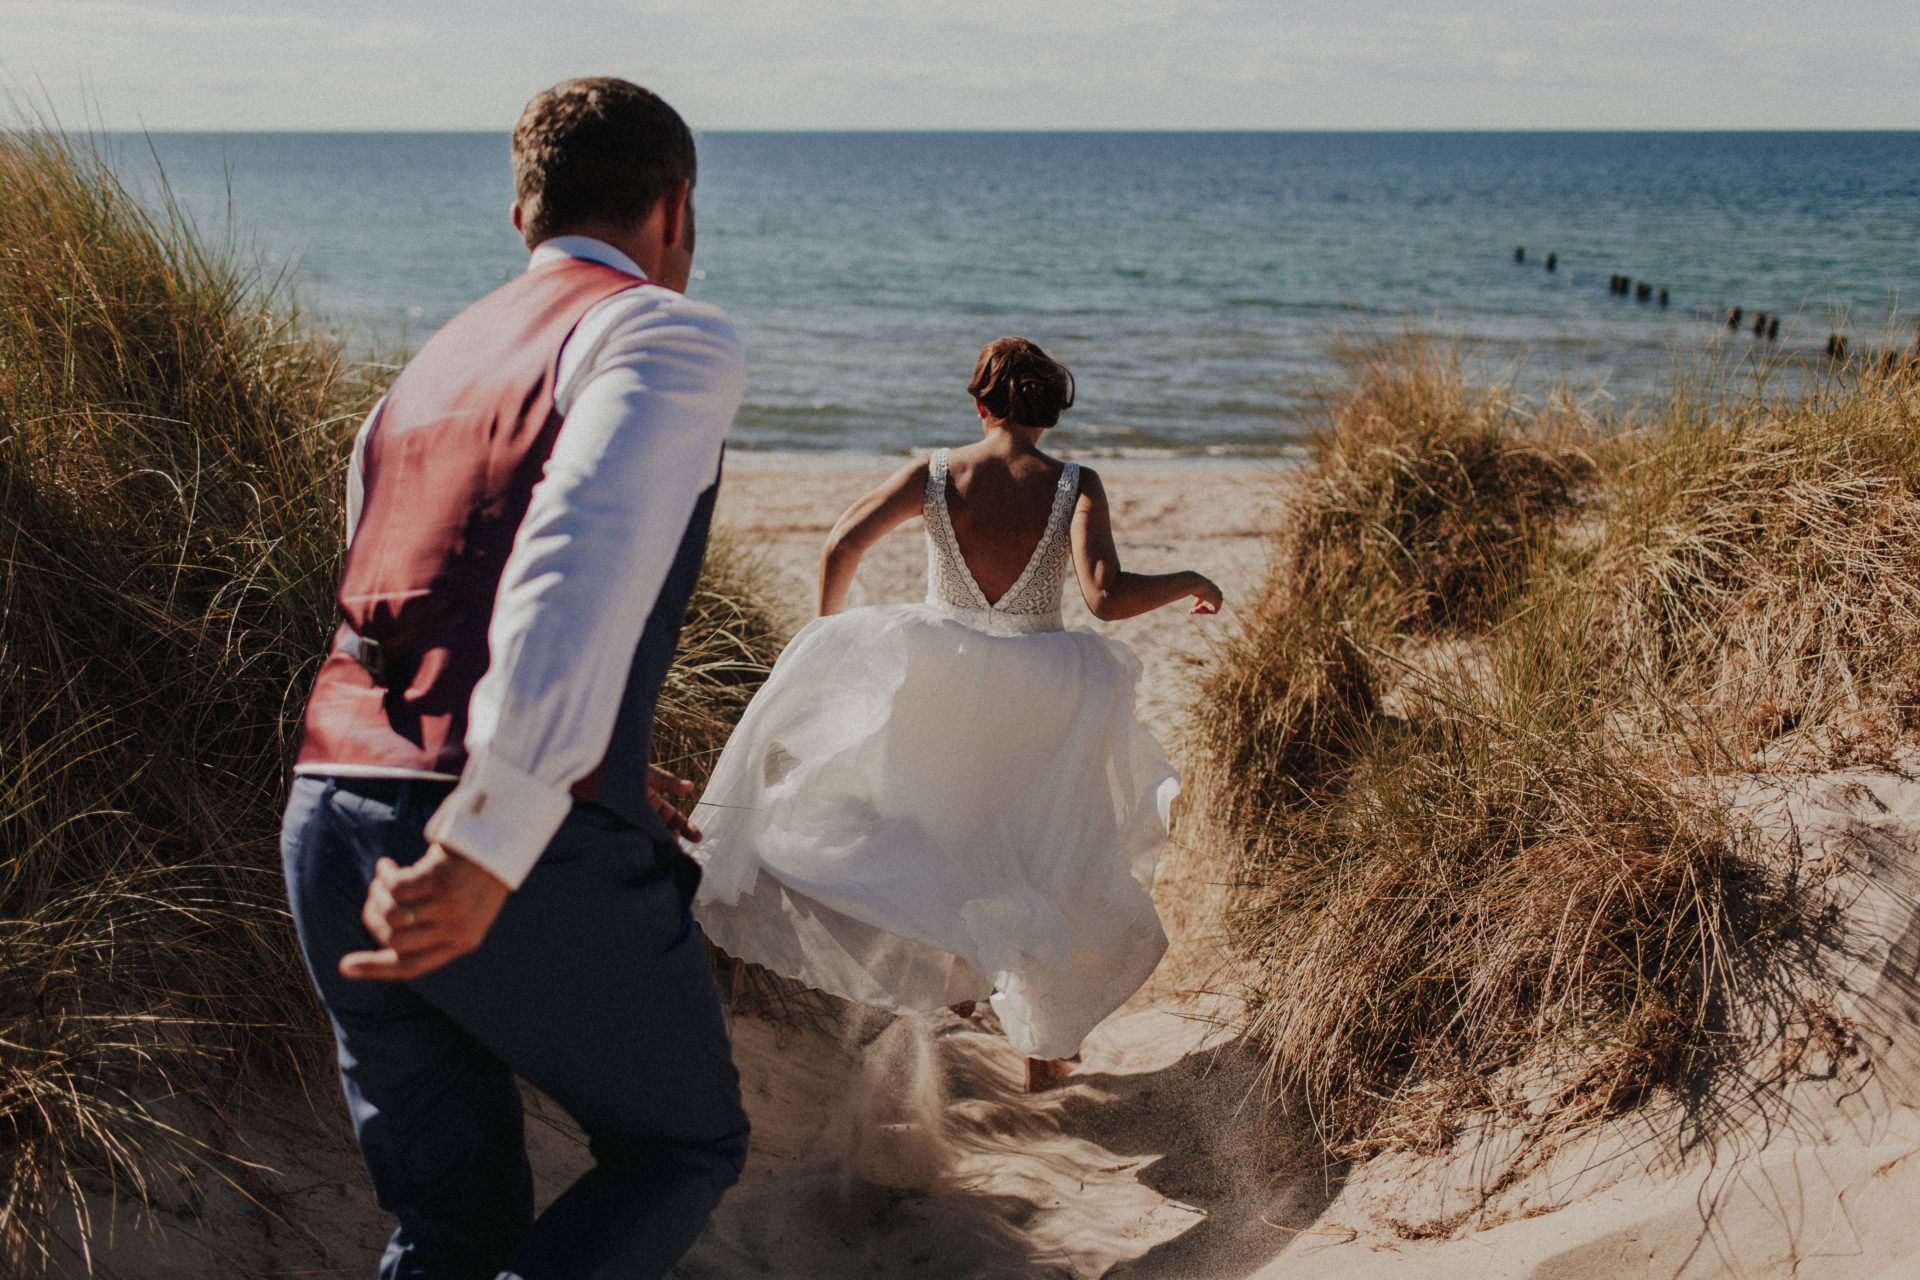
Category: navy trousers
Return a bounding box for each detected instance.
[281,776,749,1280]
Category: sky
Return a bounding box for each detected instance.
[3,0,1917,132]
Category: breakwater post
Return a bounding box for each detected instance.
[1658,288,1669,307]
[1515,246,1525,263]
[1727,307,1743,330]
[1545,252,1556,272]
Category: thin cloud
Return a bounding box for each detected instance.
[0,0,1913,129]
[1,1,432,44]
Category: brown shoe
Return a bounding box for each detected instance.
[947,1000,977,1019]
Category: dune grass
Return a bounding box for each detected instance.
[0,126,783,1273]
[1186,339,1920,1153]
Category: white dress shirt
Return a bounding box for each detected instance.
[297,236,744,890]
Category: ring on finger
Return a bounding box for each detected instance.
[400,905,417,926]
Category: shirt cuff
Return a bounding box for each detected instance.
[423,749,573,890]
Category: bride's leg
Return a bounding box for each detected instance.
[942,954,987,1017]
[1024,1055,1081,1092]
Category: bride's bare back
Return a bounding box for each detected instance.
[936,443,1066,605]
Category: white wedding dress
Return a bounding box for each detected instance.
[690,450,1176,1060]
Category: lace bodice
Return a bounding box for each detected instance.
[924,448,1080,634]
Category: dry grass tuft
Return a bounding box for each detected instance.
[1185,343,1594,830]
[0,126,784,1272]
[1188,338,1920,1157]
[1183,587,1375,827]
[1585,365,1920,763]
[654,537,790,790]
[1298,340,1595,634]
[1231,615,1741,1148]
[0,124,376,1275]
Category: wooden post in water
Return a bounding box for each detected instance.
[1545,252,1556,272]
[1727,307,1743,330]
[1515,246,1525,263]
[1752,312,1769,337]
[1767,317,1780,341]
[1827,334,1849,361]
[1635,282,1652,302]
[1658,288,1669,307]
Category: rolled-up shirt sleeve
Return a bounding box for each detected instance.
[424,291,744,888]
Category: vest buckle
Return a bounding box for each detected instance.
[344,632,387,680]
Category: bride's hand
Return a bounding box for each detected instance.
[647,764,704,843]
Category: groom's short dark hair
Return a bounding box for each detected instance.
[512,78,697,248]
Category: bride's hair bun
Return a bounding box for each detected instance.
[967,337,1075,428]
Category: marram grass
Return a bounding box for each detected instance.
[0,126,783,1273]
[1186,338,1920,1155]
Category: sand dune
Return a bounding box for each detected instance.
[691,459,1920,1279]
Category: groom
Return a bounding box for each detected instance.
[281,79,748,1279]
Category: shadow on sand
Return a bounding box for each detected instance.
[1055,1043,1350,1278]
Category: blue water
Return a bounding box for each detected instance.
[122,131,1920,455]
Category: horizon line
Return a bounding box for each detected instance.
[88,125,1920,136]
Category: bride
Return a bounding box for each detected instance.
[690,337,1222,1090]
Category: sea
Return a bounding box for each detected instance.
[121,131,1920,458]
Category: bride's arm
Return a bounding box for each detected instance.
[1070,469,1224,621]
[817,458,931,616]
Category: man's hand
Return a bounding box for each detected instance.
[339,844,510,982]
[648,764,703,843]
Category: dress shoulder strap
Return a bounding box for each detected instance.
[924,449,992,612]
[1044,462,1081,557]
[1059,460,1082,507]
[923,448,950,519]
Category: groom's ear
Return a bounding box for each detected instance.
[659,180,692,251]
[510,202,525,235]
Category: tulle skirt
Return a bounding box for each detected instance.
[690,602,1176,1060]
